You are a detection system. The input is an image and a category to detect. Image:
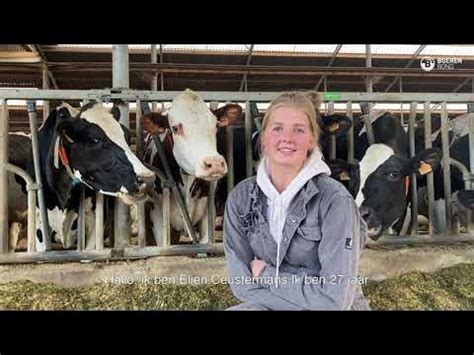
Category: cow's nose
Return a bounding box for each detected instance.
[202,156,227,175]
[360,205,373,223]
[137,174,156,192]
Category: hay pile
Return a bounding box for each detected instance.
[0,263,472,310]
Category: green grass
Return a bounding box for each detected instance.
[0,263,472,310]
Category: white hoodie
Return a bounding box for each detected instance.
[256,148,331,285]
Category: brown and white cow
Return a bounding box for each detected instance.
[142,89,227,245]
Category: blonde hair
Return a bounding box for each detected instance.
[259,91,321,157]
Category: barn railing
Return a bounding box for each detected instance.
[1,90,474,264]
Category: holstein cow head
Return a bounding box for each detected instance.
[31,102,155,250]
[56,102,155,204]
[165,89,227,181]
[355,144,441,239]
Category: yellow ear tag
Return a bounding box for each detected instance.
[339,171,351,181]
[418,161,432,175]
[328,122,340,133]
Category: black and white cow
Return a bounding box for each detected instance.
[416,113,474,233]
[8,102,155,251]
[142,89,227,245]
[330,111,442,240]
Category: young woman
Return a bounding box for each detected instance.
[224,92,369,310]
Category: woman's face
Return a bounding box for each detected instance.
[261,106,316,170]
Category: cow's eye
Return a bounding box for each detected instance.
[171,124,183,135]
[90,138,100,145]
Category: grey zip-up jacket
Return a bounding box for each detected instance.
[224,174,370,310]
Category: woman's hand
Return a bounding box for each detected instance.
[251,259,267,278]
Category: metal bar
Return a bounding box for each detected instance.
[424,102,436,235]
[226,123,234,194]
[5,163,38,252]
[4,89,474,103]
[440,102,453,234]
[364,45,375,146]
[409,102,419,235]
[207,181,216,244]
[136,100,144,159]
[431,77,472,113]
[42,63,50,121]
[364,114,375,146]
[134,100,147,248]
[112,45,131,249]
[27,100,51,251]
[245,101,253,177]
[238,44,254,92]
[0,101,9,253]
[159,44,164,91]
[29,45,59,89]
[12,61,474,77]
[152,135,198,244]
[346,102,354,162]
[468,102,474,235]
[77,185,86,251]
[27,189,36,252]
[369,234,474,247]
[151,45,158,112]
[400,77,404,125]
[328,101,336,159]
[469,106,474,176]
[315,44,343,91]
[95,192,104,250]
[365,45,373,94]
[161,188,171,247]
[0,243,226,264]
[384,45,427,92]
[450,158,471,187]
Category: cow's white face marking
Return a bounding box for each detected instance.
[167,89,224,177]
[79,104,154,179]
[355,144,395,206]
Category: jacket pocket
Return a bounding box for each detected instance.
[297,226,322,241]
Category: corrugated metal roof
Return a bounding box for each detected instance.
[421,45,474,56]
[0,45,26,52]
[54,44,474,58]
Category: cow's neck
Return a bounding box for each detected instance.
[38,118,77,211]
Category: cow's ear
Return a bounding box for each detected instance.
[56,106,72,121]
[140,102,151,115]
[409,148,442,175]
[322,114,352,136]
[328,159,359,181]
[57,119,80,144]
[110,105,121,121]
[120,123,132,145]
